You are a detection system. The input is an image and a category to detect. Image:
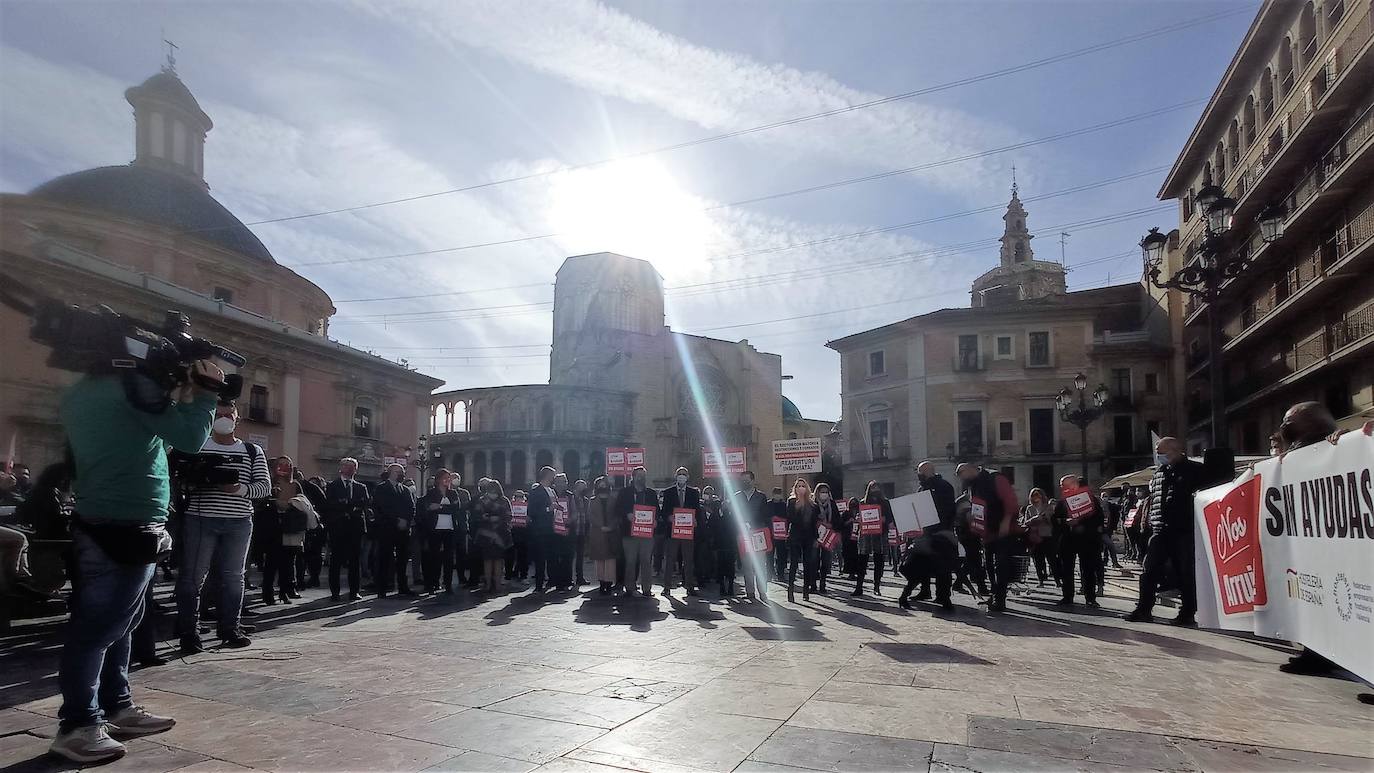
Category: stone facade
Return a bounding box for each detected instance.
[828,194,1175,498]
[430,252,794,490]
[1158,0,1374,454]
[0,67,441,477]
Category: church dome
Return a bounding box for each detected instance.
[782,396,804,422]
[30,164,276,263]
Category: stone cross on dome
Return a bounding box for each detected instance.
[162,36,178,73]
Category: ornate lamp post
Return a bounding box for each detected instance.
[407,435,443,492]
[1056,373,1110,480]
[1140,187,1285,449]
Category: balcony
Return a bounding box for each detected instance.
[244,406,281,425]
[858,445,911,465]
[1185,346,1210,371]
[1333,303,1374,349]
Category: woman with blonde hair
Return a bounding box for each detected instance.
[785,477,821,602]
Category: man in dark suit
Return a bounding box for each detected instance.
[615,466,659,596]
[730,470,770,602]
[1126,436,1207,625]
[372,463,417,598]
[526,466,557,591]
[660,466,701,596]
[323,457,371,601]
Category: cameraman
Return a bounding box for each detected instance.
[174,400,270,653]
[50,361,221,764]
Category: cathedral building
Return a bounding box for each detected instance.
[429,252,810,490]
[827,187,1177,497]
[0,64,441,475]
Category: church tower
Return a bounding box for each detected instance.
[969,177,1066,307]
[125,52,213,189]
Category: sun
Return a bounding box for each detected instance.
[546,157,716,277]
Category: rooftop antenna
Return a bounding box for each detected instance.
[161,30,178,73]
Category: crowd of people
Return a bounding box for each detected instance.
[7,365,1363,763]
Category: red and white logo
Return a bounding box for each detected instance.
[1202,475,1267,615]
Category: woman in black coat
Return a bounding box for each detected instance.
[853,480,895,597]
[785,478,821,602]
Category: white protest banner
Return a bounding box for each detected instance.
[1194,426,1374,683]
[704,447,746,476]
[772,438,822,475]
[890,491,941,535]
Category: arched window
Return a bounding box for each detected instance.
[1279,37,1295,96]
[535,449,554,472]
[540,401,555,431]
[509,450,527,488]
[1227,121,1241,167]
[493,401,509,431]
[1260,67,1275,122]
[491,450,506,485]
[1298,3,1317,67]
[588,451,604,477]
[433,403,446,435]
[562,449,581,481]
[1213,140,1227,182]
[473,451,488,480]
[1243,96,1257,145]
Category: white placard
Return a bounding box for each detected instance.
[889,490,941,534]
[772,438,822,475]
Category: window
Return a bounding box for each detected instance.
[248,385,269,423]
[880,482,896,499]
[1113,415,1134,454]
[1029,408,1055,454]
[353,406,375,438]
[995,336,1013,359]
[956,410,983,456]
[1144,373,1159,394]
[1032,464,1056,495]
[212,287,234,304]
[869,419,890,460]
[1111,368,1131,398]
[868,350,886,376]
[999,466,1016,484]
[957,335,980,370]
[998,421,1014,442]
[1028,331,1050,366]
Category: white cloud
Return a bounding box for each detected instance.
[353,0,1023,198]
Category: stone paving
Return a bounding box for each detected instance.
[2,565,1372,772]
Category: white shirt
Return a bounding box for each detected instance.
[435,492,454,530]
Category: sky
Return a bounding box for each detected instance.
[0,0,1257,421]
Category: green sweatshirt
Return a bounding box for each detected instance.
[60,376,217,524]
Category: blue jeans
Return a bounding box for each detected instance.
[58,529,155,731]
[176,516,252,639]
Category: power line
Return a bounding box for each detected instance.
[218,7,1244,231]
[291,99,1197,270]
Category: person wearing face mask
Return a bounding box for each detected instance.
[812,482,838,594]
[507,490,529,582]
[175,401,270,653]
[615,466,658,597]
[257,456,317,606]
[955,463,1019,613]
[852,481,895,597]
[417,468,463,594]
[901,461,958,612]
[372,463,418,599]
[526,467,560,592]
[323,457,372,601]
[659,467,700,597]
[764,487,788,580]
[702,486,734,596]
[731,471,771,603]
[784,478,820,603]
[1052,475,1104,609]
[572,479,591,587]
[587,476,619,595]
[546,472,576,592]
[1125,437,1206,625]
[695,484,718,589]
[472,477,513,593]
[1022,488,1057,587]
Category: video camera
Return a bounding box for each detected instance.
[0,278,246,412]
[169,450,240,488]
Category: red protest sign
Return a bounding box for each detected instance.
[703,447,747,476]
[771,517,789,540]
[510,503,529,528]
[553,497,571,535]
[1124,503,1143,528]
[888,526,901,546]
[817,522,841,551]
[738,527,773,555]
[672,508,695,540]
[1202,475,1267,615]
[969,497,987,537]
[605,448,627,475]
[859,504,883,536]
[625,448,646,468]
[631,505,656,538]
[836,499,850,513]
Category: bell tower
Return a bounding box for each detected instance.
[969,173,1067,307]
[998,180,1034,267]
[125,47,213,189]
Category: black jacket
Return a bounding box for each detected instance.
[373,480,416,522]
[615,484,660,538]
[730,489,768,529]
[786,498,821,544]
[1148,458,1207,534]
[1052,494,1104,537]
[659,484,701,535]
[527,484,556,534]
[918,474,957,532]
[322,478,371,531]
[416,486,468,533]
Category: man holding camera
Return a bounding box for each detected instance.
[50,361,222,763]
[174,400,270,654]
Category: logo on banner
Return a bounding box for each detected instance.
[1202,475,1268,614]
[1333,574,1354,621]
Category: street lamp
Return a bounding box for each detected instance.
[411,434,444,492]
[1141,191,1286,449]
[1056,374,1110,480]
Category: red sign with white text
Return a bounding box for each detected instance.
[772,517,789,540]
[859,504,883,536]
[704,447,747,476]
[1202,475,1267,615]
[510,503,528,528]
[605,448,627,475]
[817,522,840,551]
[739,527,773,554]
[969,497,987,537]
[672,508,695,540]
[1062,483,1096,525]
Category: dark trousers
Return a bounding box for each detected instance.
[262,544,299,602]
[304,530,325,585]
[855,552,885,591]
[1058,533,1100,603]
[548,533,574,588]
[715,548,735,590]
[374,528,412,595]
[423,529,458,590]
[902,565,951,605]
[1135,530,1196,618]
[529,531,551,589]
[957,536,988,594]
[984,537,1014,603]
[574,529,588,582]
[787,540,816,592]
[1102,531,1120,567]
[774,540,789,578]
[1031,537,1058,584]
[328,525,363,597]
[507,529,529,580]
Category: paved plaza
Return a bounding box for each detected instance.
[2,569,1372,773]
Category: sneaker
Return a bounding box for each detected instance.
[49,724,126,763]
[105,705,176,737]
[220,632,252,648]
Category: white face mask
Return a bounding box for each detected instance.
[212,416,237,435]
[676,475,688,486]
